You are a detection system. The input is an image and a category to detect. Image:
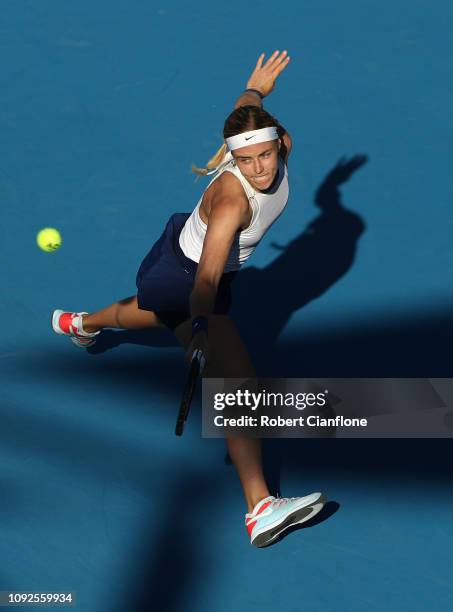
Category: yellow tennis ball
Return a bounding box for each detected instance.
[36,227,62,252]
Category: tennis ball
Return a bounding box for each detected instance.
[36,227,62,252]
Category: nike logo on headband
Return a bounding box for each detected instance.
[245,135,256,140]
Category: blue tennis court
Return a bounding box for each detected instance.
[1,1,452,610]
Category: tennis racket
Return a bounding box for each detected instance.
[175,349,206,436]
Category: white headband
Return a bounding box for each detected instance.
[226,126,278,151]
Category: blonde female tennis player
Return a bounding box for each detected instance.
[52,50,326,547]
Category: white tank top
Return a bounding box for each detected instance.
[179,150,289,272]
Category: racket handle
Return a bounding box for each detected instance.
[192,348,206,373]
[175,351,204,437]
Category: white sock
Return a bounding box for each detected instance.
[76,314,97,336]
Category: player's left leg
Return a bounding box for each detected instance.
[52,296,165,348]
[81,295,165,332]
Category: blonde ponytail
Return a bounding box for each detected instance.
[191,142,229,179]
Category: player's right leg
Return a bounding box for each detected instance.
[174,315,326,547]
[52,295,164,347]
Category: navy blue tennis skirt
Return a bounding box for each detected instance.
[136,213,237,331]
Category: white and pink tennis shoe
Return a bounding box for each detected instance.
[52,310,100,348]
[245,492,326,547]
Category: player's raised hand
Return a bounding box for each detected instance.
[246,50,291,98]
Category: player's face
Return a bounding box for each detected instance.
[232,139,281,191]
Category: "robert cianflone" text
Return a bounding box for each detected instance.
[214,415,368,427]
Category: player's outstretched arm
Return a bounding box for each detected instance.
[234,50,291,109]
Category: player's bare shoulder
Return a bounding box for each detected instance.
[201,170,249,224]
[212,170,247,201]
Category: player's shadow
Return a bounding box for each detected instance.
[88,154,367,358]
[229,154,366,371]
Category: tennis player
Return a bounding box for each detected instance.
[52,50,326,547]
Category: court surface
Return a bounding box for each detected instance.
[1,1,452,610]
